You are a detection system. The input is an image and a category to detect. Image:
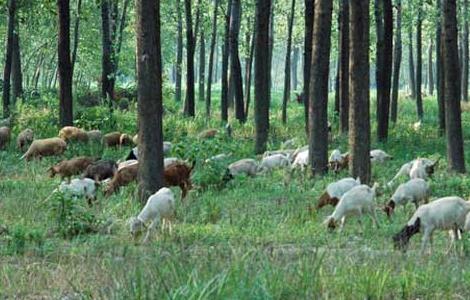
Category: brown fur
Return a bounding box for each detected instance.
[329,154,349,173]
[21,138,67,161]
[16,128,34,152]
[316,192,340,209]
[104,132,122,147]
[83,160,117,182]
[0,126,11,150]
[383,200,396,218]
[87,130,103,143]
[198,129,218,139]
[164,162,195,199]
[119,134,133,146]
[104,162,139,196]
[59,126,89,142]
[49,156,96,181]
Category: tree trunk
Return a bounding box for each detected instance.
[375,0,393,141]
[175,0,183,102]
[292,46,299,91]
[463,0,469,101]
[309,0,333,176]
[244,28,255,117]
[229,0,245,122]
[71,0,82,72]
[442,0,465,172]
[428,41,434,95]
[349,0,371,184]
[416,2,424,119]
[11,23,23,101]
[113,0,131,72]
[282,0,296,124]
[136,0,164,202]
[101,0,114,105]
[437,0,446,134]
[198,31,205,102]
[254,0,271,154]
[2,0,16,118]
[268,4,274,93]
[221,0,232,122]
[303,0,314,132]
[339,0,349,133]
[390,0,401,123]
[57,0,73,126]
[408,28,416,99]
[183,0,195,117]
[334,58,340,114]
[206,0,219,116]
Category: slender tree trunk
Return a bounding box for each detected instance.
[437,0,445,134]
[416,2,424,119]
[2,0,16,118]
[198,31,205,102]
[57,0,73,126]
[244,28,255,116]
[221,0,232,122]
[375,0,393,141]
[183,0,195,117]
[282,0,296,124]
[463,0,469,101]
[175,0,183,102]
[309,0,333,176]
[101,0,114,105]
[136,0,164,202]
[339,0,349,133]
[442,0,465,172]
[408,28,416,98]
[206,0,219,116]
[113,0,131,72]
[303,0,314,132]
[11,23,23,101]
[229,0,245,122]
[254,0,271,154]
[71,0,82,72]
[390,0,401,123]
[334,58,340,114]
[349,0,371,184]
[428,41,434,95]
[268,4,274,93]
[292,46,299,91]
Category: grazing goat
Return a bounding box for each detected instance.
[119,134,133,146]
[198,129,218,139]
[258,154,291,173]
[393,196,470,253]
[205,153,232,164]
[59,126,89,142]
[370,149,393,163]
[384,179,430,217]
[58,178,98,204]
[16,129,34,152]
[103,132,122,147]
[164,162,195,199]
[291,150,309,171]
[125,142,172,160]
[324,183,379,230]
[0,126,11,150]
[21,138,67,161]
[83,159,117,182]
[223,159,259,182]
[329,149,349,172]
[387,158,439,187]
[317,177,361,209]
[87,130,103,143]
[49,156,96,181]
[129,187,176,243]
[104,162,139,196]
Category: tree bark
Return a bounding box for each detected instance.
[114,0,131,70]
[375,0,393,141]
[254,0,271,154]
[303,0,314,132]
[221,0,232,122]
[206,0,219,116]
[408,28,416,99]
[442,0,465,172]
[11,22,23,101]
[268,3,274,93]
[71,0,82,72]
[390,0,402,123]
[428,41,434,95]
[229,0,245,122]
[416,2,424,119]
[101,0,114,105]
[437,0,446,134]
[136,0,164,202]
[282,0,296,124]
[463,0,469,101]
[183,0,195,117]
[198,31,205,102]
[244,27,255,117]
[2,0,16,118]
[175,0,183,102]
[339,0,349,133]
[309,0,333,176]
[57,0,73,126]
[349,0,371,184]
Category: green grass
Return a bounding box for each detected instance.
[1,91,470,298]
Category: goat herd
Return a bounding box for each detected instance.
[1,124,469,253]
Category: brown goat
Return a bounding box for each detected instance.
[21,138,67,161]
[104,162,139,196]
[17,129,34,152]
[119,134,133,146]
[164,162,195,199]
[198,129,218,139]
[59,126,89,142]
[0,127,11,150]
[49,156,97,181]
[104,132,122,147]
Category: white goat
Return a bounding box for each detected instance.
[291,150,309,171]
[370,149,393,163]
[224,159,259,180]
[324,183,379,230]
[129,187,176,243]
[384,178,430,217]
[205,153,232,164]
[258,154,291,173]
[387,158,439,187]
[393,196,470,253]
[317,177,361,209]
[58,178,98,203]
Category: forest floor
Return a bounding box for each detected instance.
[2,91,470,298]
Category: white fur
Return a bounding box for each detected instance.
[58,178,97,200]
[129,187,175,243]
[291,150,309,171]
[387,158,436,187]
[228,159,259,177]
[258,154,291,172]
[390,178,430,208]
[329,149,343,164]
[205,153,232,163]
[370,149,392,163]
[118,159,138,171]
[326,177,361,200]
[163,142,172,155]
[164,157,181,168]
[409,159,429,180]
